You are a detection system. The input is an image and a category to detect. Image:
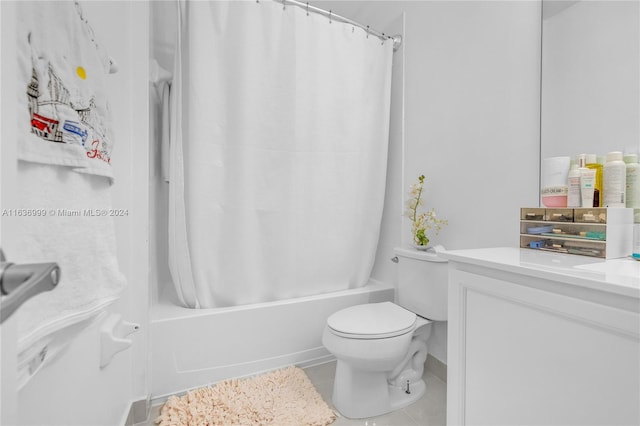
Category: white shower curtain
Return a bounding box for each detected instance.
[169,0,393,308]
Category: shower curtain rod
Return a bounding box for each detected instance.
[273,0,403,51]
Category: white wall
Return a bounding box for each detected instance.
[1,2,150,424]
[320,0,542,363]
[105,0,151,412]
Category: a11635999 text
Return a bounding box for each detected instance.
[1,208,129,217]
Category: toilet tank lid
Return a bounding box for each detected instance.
[327,302,416,337]
[394,246,448,263]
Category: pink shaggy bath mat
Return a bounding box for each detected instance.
[155,366,336,426]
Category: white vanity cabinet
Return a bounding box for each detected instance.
[444,247,640,426]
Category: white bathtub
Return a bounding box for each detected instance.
[150,280,394,400]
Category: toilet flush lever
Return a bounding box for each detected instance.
[391,256,399,263]
[405,380,411,394]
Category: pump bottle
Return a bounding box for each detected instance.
[603,151,626,207]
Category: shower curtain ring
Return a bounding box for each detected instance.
[329,10,332,24]
[366,25,370,38]
[306,2,309,16]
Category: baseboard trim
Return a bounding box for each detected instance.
[125,397,150,426]
[425,353,447,383]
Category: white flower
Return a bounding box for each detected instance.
[405,175,448,246]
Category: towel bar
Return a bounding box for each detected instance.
[0,249,60,323]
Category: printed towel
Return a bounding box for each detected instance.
[16,2,116,181]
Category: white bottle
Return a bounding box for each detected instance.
[566,162,581,208]
[624,154,640,208]
[603,151,626,207]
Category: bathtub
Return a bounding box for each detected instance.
[150,280,394,400]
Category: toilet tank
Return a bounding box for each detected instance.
[394,247,449,321]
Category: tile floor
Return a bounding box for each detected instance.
[141,361,447,426]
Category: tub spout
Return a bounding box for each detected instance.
[100,314,139,368]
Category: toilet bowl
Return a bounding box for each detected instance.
[322,246,448,419]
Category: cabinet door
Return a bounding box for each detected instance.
[447,269,640,426]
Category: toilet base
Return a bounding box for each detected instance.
[332,360,427,419]
[389,378,426,412]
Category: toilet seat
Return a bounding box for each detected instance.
[327,302,416,339]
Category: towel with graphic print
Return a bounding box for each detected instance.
[16,1,116,181]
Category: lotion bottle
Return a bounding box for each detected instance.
[625,153,639,208]
[603,151,626,207]
[566,162,581,208]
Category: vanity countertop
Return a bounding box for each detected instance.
[441,247,640,299]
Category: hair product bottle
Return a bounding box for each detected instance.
[585,154,602,207]
[603,151,626,207]
[580,154,603,207]
[624,153,639,208]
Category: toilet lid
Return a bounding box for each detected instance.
[327,302,416,339]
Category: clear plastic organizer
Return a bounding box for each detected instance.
[520,207,633,259]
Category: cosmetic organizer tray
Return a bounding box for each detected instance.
[519,207,633,259]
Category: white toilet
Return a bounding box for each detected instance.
[322,246,448,419]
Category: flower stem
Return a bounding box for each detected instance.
[412,185,422,224]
